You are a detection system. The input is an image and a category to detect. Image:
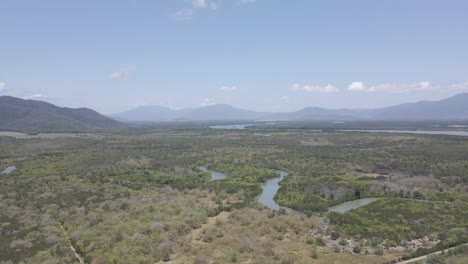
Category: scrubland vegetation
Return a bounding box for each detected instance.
[1,125,468,263]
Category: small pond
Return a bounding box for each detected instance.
[1,166,16,174]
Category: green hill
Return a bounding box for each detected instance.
[0,96,123,133]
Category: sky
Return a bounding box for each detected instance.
[1,0,468,114]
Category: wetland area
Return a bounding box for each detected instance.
[2,124,468,263]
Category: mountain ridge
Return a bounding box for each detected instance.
[113,93,468,122]
[2,93,467,132]
[0,96,123,133]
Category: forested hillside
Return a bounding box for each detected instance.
[0,96,123,133]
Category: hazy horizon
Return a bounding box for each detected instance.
[108,92,468,115]
[1,0,468,114]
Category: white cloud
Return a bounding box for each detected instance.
[240,0,256,4]
[193,0,217,9]
[280,96,289,102]
[22,94,47,100]
[174,9,195,20]
[209,2,218,9]
[290,83,339,93]
[370,82,434,93]
[348,82,366,92]
[175,0,217,20]
[348,81,435,93]
[448,81,468,92]
[218,86,238,92]
[193,0,207,8]
[200,98,216,107]
[289,84,300,91]
[419,81,431,89]
[0,82,6,93]
[109,68,131,79]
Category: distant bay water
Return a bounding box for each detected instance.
[210,124,468,137]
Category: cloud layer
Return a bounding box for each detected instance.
[288,81,468,95]
[200,98,216,106]
[348,81,434,93]
[218,86,238,92]
[239,0,256,4]
[22,94,47,100]
[175,0,255,20]
[345,81,468,94]
[0,82,6,93]
[109,68,131,79]
[448,81,468,92]
[290,83,339,93]
[174,9,194,20]
[193,0,217,9]
[348,82,366,92]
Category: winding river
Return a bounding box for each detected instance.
[199,166,290,211]
[256,171,377,212]
[199,166,227,181]
[257,170,291,211]
[199,164,380,212]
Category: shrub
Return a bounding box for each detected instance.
[353,246,361,254]
[374,247,384,256]
[281,255,295,264]
[316,237,326,246]
[230,252,238,263]
[311,249,319,259]
[333,246,341,253]
[194,254,209,264]
[239,238,253,253]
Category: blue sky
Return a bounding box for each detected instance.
[1,0,467,114]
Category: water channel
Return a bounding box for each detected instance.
[328,198,379,213]
[1,166,16,174]
[199,166,228,181]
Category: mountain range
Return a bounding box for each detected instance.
[113,93,468,122]
[1,93,467,133]
[0,96,122,133]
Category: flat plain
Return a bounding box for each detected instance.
[1,124,468,263]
